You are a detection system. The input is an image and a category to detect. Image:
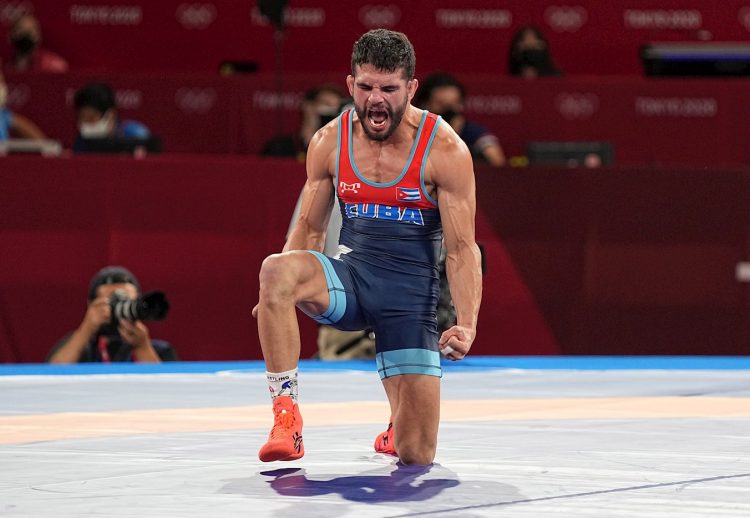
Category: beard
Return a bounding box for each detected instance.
[354,97,408,142]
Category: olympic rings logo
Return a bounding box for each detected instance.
[359,4,401,28]
[175,87,217,114]
[0,1,32,25]
[544,6,588,33]
[176,3,217,30]
[555,93,599,120]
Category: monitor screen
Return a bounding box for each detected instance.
[641,43,750,77]
[76,136,162,155]
[526,141,614,168]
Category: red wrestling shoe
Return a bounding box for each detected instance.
[258,396,304,462]
[374,420,396,456]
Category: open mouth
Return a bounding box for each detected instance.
[367,108,389,130]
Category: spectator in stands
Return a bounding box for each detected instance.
[262,84,345,161]
[508,26,560,79]
[0,68,46,140]
[6,14,68,73]
[73,82,151,152]
[414,72,506,167]
[47,266,177,363]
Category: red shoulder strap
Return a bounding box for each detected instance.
[339,109,351,159]
[337,110,354,184]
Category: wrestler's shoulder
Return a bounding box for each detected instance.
[430,119,471,158]
[307,118,340,155]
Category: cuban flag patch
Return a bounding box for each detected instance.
[396,187,421,202]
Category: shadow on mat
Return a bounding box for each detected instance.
[257,463,459,503]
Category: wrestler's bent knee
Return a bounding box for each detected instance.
[396,429,437,465]
[397,443,436,465]
[258,254,297,303]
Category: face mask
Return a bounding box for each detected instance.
[441,108,461,124]
[11,34,36,54]
[79,111,114,138]
[520,48,551,68]
[316,106,339,129]
[0,84,7,108]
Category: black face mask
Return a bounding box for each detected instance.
[441,108,461,124]
[12,34,37,54]
[520,48,551,68]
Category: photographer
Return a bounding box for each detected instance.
[47,266,175,363]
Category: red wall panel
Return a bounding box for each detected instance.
[1,156,748,362]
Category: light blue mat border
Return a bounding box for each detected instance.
[1,356,750,376]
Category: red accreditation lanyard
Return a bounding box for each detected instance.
[97,336,111,363]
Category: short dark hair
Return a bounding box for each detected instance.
[413,72,466,108]
[74,82,116,114]
[88,266,140,300]
[351,29,415,79]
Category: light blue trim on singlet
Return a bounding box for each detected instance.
[348,108,428,188]
[305,251,347,325]
[376,348,442,379]
[419,115,442,207]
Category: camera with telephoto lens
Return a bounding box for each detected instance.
[109,290,170,323]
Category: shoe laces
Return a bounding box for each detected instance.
[270,407,295,439]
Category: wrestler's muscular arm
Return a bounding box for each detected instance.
[430,125,483,360]
[283,124,338,253]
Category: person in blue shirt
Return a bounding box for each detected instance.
[72,82,150,152]
[414,72,506,167]
[0,69,46,141]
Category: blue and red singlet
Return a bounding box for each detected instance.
[304,108,445,379]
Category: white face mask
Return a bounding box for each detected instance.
[79,111,114,138]
[0,84,7,108]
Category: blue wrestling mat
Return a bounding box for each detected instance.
[2,355,750,376]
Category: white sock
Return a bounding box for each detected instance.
[266,368,299,403]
